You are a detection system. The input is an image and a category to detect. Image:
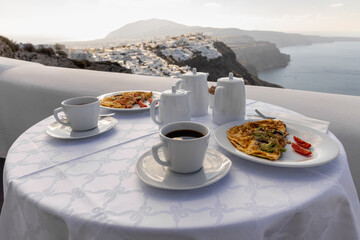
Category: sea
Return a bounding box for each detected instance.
[258,41,360,96]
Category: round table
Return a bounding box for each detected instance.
[1,101,360,240]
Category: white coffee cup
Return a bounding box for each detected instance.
[152,121,210,173]
[53,96,100,131]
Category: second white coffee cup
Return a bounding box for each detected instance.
[152,121,210,173]
[53,96,100,131]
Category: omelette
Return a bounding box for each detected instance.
[227,119,290,160]
[100,91,152,109]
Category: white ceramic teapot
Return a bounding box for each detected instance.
[180,68,209,117]
[212,72,246,125]
[150,84,191,127]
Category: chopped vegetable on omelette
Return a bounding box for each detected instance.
[100,91,153,109]
[227,119,290,160]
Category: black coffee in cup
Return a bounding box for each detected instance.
[166,129,204,140]
[153,121,210,173]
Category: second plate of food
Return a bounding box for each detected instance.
[98,90,161,111]
[214,119,340,168]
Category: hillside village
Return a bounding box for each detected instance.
[0,33,280,87]
[69,34,221,78]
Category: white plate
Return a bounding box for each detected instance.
[46,117,117,139]
[136,148,232,190]
[214,120,340,168]
[97,90,161,111]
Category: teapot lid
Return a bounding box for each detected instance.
[218,72,244,83]
[182,68,208,77]
[162,85,188,96]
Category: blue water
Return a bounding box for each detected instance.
[258,42,360,96]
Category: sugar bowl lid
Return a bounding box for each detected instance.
[162,85,188,96]
[182,68,209,77]
[217,72,244,83]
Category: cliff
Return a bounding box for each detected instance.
[229,41,290,74]
[156,38,281,87]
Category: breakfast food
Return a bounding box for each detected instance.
[227,119,290,160]
[208,86,216,95]
[100,91,153,109]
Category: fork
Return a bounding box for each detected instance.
[255,109,276,119]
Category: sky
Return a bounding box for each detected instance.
[1,0,360,44]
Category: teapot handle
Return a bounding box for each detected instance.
[174,79,184,90]
[150,99,162,126]
[213,86,225,112]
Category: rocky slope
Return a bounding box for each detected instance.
[0,36,18,58]
[15,50,130,73]
[0,36,130,73]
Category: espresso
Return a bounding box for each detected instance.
[165,129,204,140]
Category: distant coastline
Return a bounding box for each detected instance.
[258,41,360,96]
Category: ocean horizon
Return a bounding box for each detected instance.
[258,41,360,96]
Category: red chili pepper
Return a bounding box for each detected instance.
[291,143,312,156]
[293,136,311,149]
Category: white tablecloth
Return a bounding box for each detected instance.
[1,101,360,240]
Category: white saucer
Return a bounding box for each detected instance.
[46,117,117,139]
[136,148,232,190]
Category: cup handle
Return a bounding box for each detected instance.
[152,141,170,167]
[53,107,70,126]
[150,99,162,126]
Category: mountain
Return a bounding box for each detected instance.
[104,19,360,48]
[106,19,192,40]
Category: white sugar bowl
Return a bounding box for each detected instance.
[150,84,191,128]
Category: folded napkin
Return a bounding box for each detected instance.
[260,111,330,134]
